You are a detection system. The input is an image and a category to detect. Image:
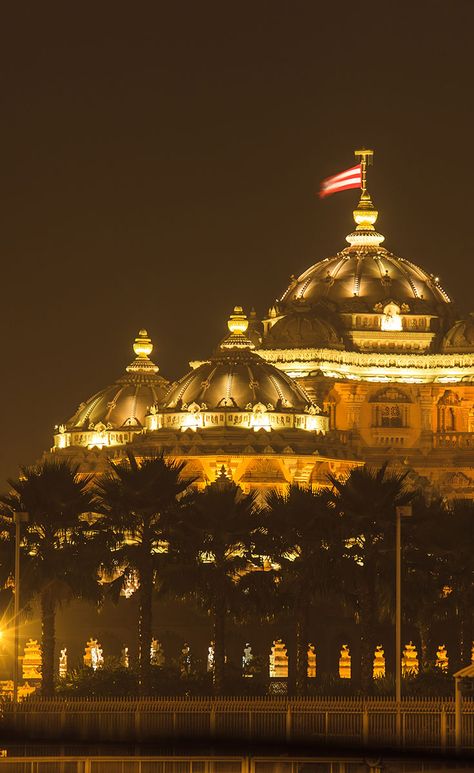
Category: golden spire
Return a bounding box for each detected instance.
[126,329,159,374]
[220,306,255,350]
[346,148,384,247]
[133,329,153,359]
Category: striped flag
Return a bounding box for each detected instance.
[319,163,362,198]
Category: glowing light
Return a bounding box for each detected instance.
[381,303,403,332]
[148,415,158,431]
[249,403,271,432]
[88,432,109,450]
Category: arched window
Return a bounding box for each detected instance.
[381,405,402,428]
[437,390,461,432]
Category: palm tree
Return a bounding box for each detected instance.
[0,459,97,696]
[440,498,474,668]
[328,462,414,694]
[94,451,192,692]
[403,494,451,671]
[264,485,344,695]
[166,471,260,695]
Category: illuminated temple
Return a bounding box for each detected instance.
[51,169,474,499]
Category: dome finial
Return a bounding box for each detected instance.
[228,306,249,335]
[133,329,153,359]
[127,329,159,373]
[346,148,384,247]
[220,306,255,350]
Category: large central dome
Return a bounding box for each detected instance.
[281,192,450,313]
[280,250,450,313]
[263,190,454,354]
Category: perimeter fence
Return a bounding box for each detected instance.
[1,695,473,752]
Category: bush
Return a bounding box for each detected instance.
[57,662,137,696]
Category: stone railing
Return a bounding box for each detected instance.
[433,433,474,449]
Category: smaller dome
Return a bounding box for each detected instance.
[150,308,326,435]
[160,347,311,412]
[65,330,169,431]
[265,312,343,350]
[442,315,474,353]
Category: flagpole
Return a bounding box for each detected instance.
[354,148,374,196]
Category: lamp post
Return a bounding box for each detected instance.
[13,511,28,703]
[395,504,412,741]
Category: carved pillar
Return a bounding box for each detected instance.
[347,384,368,430]
[418,387,435,451]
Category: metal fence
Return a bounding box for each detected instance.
[1,758,473,773]
[0,755,461,773]
[2,696,473,752]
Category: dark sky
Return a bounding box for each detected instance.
[1,1,473,485]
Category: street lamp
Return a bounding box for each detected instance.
[395,504,412,740]
[13,511,28,703]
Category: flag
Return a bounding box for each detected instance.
[319,163,362,198]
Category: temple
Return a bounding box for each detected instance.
[51,151,474,499]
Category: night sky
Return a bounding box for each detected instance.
[1,2,473,485]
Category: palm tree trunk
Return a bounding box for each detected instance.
[40,591,55,696]
[295,603,309,696]
[459,612,472,667]
[418,620,430,672]
[138,563,153,694]
[213,596,226,696]
[359,590,374,695]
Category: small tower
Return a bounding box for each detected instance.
[436,644,449,672]
[307,643,317,679]
[269,639,288,678]
[180,643,192,677]
[207,641,215,673]
[373,645,386,679]
[150,638,165,667]
[22,639,42,681]
[402,642,419,676]
[242,643,253,677]
[339,644,351,679]
[59,648,67,679]
[120,646,129,669]
[83,639,104,671]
